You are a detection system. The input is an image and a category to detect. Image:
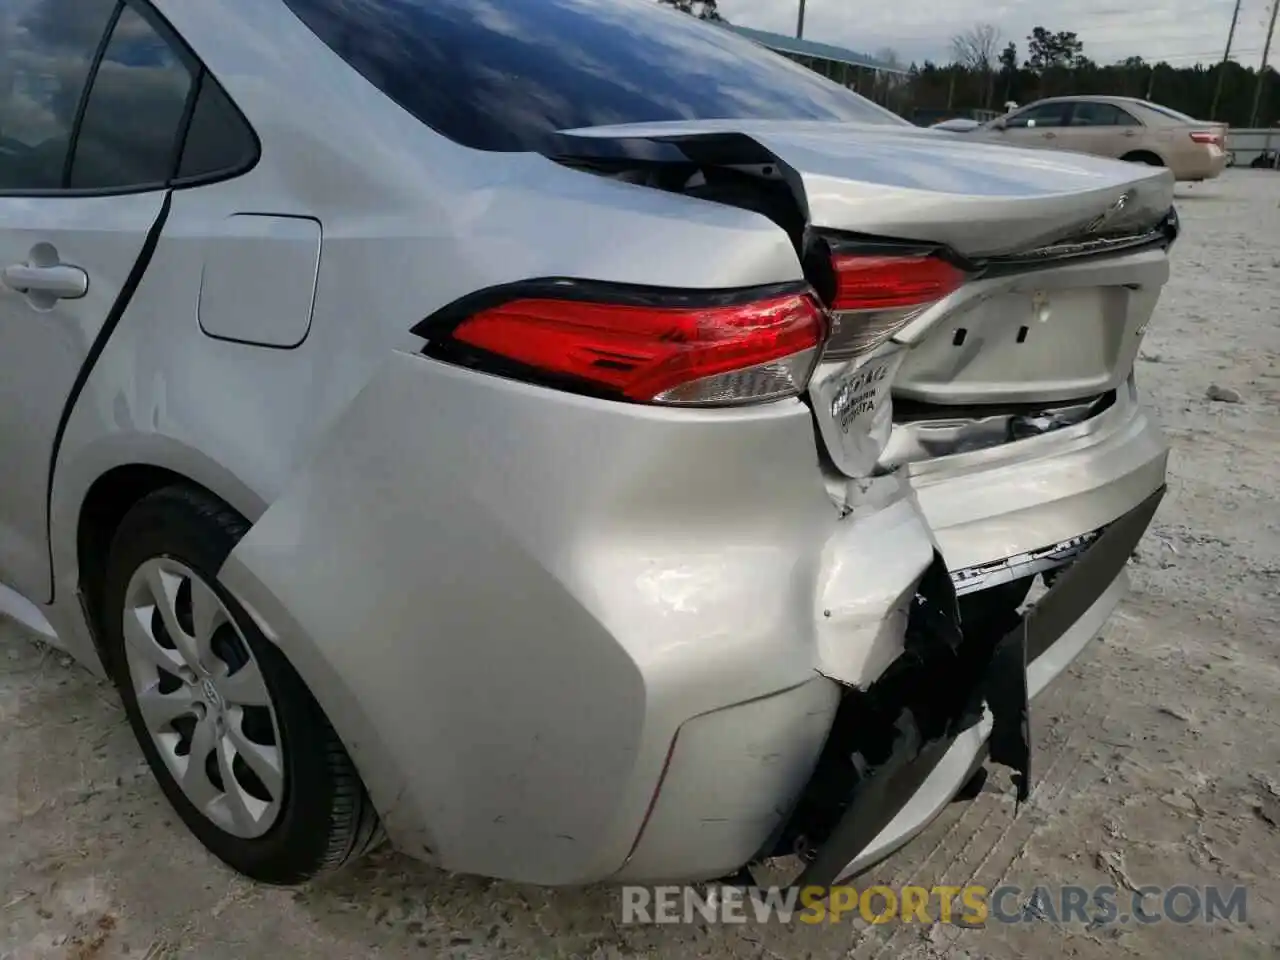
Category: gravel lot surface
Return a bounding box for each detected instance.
[3,170,1278,960]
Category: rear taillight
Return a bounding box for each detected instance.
[824,253,967,359]
[431,287,827,406]
[1190,131,1222,146]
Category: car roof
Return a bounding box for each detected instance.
[1032,95,1148,106]
[1021,95,1202,123]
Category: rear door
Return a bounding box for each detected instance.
[0,0,194,602]
[1059,101,1144,159]
[998,101,1072,150]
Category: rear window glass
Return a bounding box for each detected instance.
[1140,101,1197,123]
[280,0,906,153]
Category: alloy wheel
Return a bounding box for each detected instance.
[121,558,285,839]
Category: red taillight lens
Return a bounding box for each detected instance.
[831,254,966,311]
[1190,131,1222,146]
[447,290,826,406]
[825,253,967,359]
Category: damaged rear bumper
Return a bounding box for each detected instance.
[904,379,1168,575]
[770,485,1163,890]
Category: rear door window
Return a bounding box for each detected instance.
[0,0,119,191]
[280,0,907,153]
[1,0,259,194]
[1007,102,1071,129]
[1140,101,1197,123]
[176,74,259,182]
[68,2,194,190]
[1070,102,1141,127]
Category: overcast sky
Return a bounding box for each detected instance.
[717,0,1276,68]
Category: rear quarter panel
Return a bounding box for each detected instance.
[46,0,816,882]
[53,0,807,643]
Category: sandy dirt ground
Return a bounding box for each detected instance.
[3,171,1278,960]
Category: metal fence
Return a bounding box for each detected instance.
[1225,128,1279,167]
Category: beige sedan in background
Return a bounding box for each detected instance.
[972,96,1228,181]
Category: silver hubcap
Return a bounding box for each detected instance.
[122,558,284,839]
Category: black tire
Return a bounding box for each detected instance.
[101,485,381,884]
[1120,151,1164,167]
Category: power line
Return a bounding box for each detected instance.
[1156,46,1263,61]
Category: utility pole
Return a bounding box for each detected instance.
[1251,0,1280,127]
[796,0,807,39]
[1211,0,1243,119]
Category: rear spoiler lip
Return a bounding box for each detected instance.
[816,205,1178,283]
[549,125,1177,262]
[979,209,1179,273]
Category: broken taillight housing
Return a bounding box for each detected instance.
[425,286,828,406]
[823,253,967,360]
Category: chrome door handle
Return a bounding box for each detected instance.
[2,262,89,300]
[1042,132,1057,140]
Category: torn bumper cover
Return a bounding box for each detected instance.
[768,486,1163,890]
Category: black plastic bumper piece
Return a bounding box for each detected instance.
[779,486,1165,891]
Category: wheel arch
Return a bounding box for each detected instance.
[1120,149,1166,167]
[50,434,269,670]
[52,438,412,855]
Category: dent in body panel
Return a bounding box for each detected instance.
[38,50,819,852]
[888,247,1168,404]
[34,0,943,885]
[46,188,327,539]
[0,192,168,602]
[615,677,841,883]
[43,187,333,676]
[45,0,809,652]
[907,392,1169,571]
[39,0,813,681]
[560,119,1175,258]
[41,149,802,685]
[218,352,872,884]
[152,0,805,290]
[834,569,1130,882]
[813,486,938,688]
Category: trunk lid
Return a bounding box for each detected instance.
[560,119,1176,258]
[559,120,1176,478]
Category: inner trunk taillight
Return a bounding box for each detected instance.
[823,253,967,360]
[419,284,828,406]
